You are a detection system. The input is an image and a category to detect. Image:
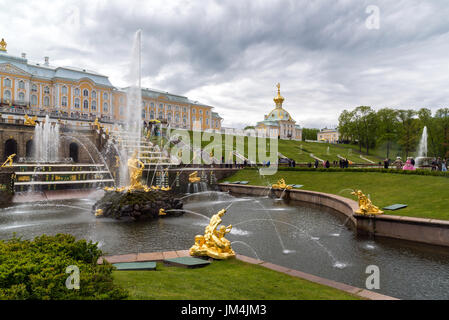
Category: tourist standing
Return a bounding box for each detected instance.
[325,160,330,168]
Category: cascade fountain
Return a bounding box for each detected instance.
[32,115,60,162]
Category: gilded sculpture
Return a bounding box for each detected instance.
[1,154,15,168]
[24,114,38,126]
[189,171,201,183]
[351,190,384,215]
[272,178,292,190]
[189,208,235,260]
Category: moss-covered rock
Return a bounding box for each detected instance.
[92,190,183,220]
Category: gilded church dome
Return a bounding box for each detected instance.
[265,83,292,121]
[273,82,284,106]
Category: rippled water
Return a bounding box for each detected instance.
[1,191,449,300]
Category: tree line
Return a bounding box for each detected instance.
[338,106,449,159]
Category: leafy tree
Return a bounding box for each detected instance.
[376,108,399,158]
[353,106,377,154]
[338,110,355,142]
[301,128,320,141]
[434,108,449,158]
[397,109,420,158]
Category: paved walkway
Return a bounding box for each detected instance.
[99,250,397,300]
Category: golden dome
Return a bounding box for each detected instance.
[273,82,284,106]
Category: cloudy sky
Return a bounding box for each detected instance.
[1,0,449,129]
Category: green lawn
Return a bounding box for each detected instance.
[224,169,449,221]
[113,259,359,300]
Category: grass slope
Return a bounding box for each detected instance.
[113,259,359,300]
[225,169,449,221]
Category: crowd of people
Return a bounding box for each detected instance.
[383,156,448,171]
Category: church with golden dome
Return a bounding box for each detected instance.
[255,83,302,140]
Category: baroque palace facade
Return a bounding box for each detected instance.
[0,38,222,132]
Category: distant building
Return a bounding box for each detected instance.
[317,128,339,143]
[0,37,222,131]
[255,83,302,140]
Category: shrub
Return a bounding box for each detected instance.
[0,234,128,300]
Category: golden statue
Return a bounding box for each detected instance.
[1,154,15,168]
[127,149,146,191]
[159,208,167,216]
[189,171,201,183]
[93,118,103,131]
[272,178,292,190]
[24,114,38,126]
[351,190,384,215]
[161,186,171,191]
[95,209,104,216]
[0,38,6,52]
[189,208,235,260]
[115,156,120,168]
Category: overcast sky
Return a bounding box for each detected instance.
[1,0,449,129]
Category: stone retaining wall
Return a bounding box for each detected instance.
[218,183,449,247]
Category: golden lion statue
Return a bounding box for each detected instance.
[24,114,38,126]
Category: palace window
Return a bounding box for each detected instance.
[4,78,11,88]
[31,84,37,92]
[44,96,50,107]
[150,111,154,119]
[192,109,196,114]
[103,92,108,100]
[18,80,25,89]
[159,104,163,109]
[119,107,124,116]
[103,102,108,112]
[44,86,50,94]
[74,88,80,96]
[206,118,209,126]
[142,109,146,119]
[175,114,179,123]
[183,115,186,123]
[176,106,179,111]
[74,98,80,108]
[183,107,186,112]
[62,86,67,95]
[199,110,203,115]
[192,116,196,122]
[92,100,97,111]
[206,110,209,116]
[18,92,25,102]
[167,113,172,122]
[168,105,171,110]
[120,96,124,104]
[4,90,11,100]
[31,94,37,105]
[158,111,163,119]
[150,102,154,108]
[83,100,89,110]
[92,91,96,99]
[62,96,68,107]
[83,89,89,97]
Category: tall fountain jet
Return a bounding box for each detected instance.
[33,115,60,162]
[119,29,143,186]
[415,126,428,168]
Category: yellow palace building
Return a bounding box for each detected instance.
[0,38,222,131]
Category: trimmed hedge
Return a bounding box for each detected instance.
[244,166,449,177]
[0,234,128,300]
